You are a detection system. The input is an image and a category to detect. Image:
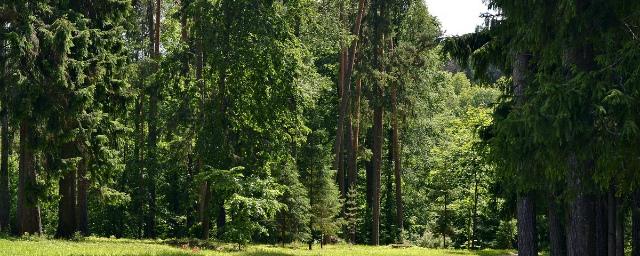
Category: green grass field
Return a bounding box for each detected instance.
[0,237,513,256]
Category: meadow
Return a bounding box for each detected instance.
[0,237,513,256]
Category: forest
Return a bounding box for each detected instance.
[0,0,639,256]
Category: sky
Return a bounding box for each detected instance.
[424,0,491,36]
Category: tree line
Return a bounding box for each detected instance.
[2,0,595,252]
[445,0,640,255]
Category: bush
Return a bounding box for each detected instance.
[414,231,450,249]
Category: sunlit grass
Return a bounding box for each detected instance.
[0,237,513,256]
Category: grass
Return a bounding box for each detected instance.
[0,237,513,256]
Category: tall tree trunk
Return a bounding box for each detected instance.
[608,186,616,256]
[513,52,537,256]
[144,0,161,238]
[517,193,537,256]
[0,58,10,233]
[17,119,41,235]
[348,78,361,244]
[335,48,347,198]
[632,189,640,256]
[199,181,211,240]
[371,82,383,246]
[595,195,608,256]
[566,154,596,256]
[216,200,226,239]
[56,142,77,238]
[76,147,89,235]
[391,80,403,237]
[548,192,566,256]
[615,197,624,256]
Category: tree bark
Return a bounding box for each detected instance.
[632,189,640,256]
[391,80,403,236]
[199,181,211,240]
[517,193,537,256]
[548,192,566,256]
[0,60,10,233]
[335,49,347,198]
[512,52,538,256]
[76,147,89,235]
[566,154,596,256]
[371,84,383,246]
[615,197,624,256]
[608,186,616,256]
[595,194,608,256]
[17,119,41,235]
[55,143,77,238]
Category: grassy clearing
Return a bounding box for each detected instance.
[0,237,513,256]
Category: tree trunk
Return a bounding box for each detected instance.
[608,186,616,256]
[56,144,77,238]
[512,52,537,256]
[566,154,595,256]
[199,181,211,240]
[632,189,640,256]
[335,48,347,198]
[17,119,41,235]
[548,192,566,256]
[371,88,383,246]
[615,197,624,256]
[517,193,537,256]
[391,80,403,237]
[595,195,608,256]
[216,200,226,239]
[472,171,479,249]
[76,148,89,235]
[0,67,10,233]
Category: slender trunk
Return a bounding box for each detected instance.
[443,192,447,248]
[517,193,537,256]
[595,194,608,256]
[608,186,616,256]
[335,48,347,198]
[548,192,566,256]
[144,0,161,238]
[348,78,361,244]
[76,147,89,235]
[17,119,41,235]
[615,197,624,256]
[632,189,640,256]
[371,85,383,246]
[199,180,211,240]
[0,62,9,233]
[391,80,403,236]
[472,171,478,249]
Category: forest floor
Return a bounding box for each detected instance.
[0,237,514,256]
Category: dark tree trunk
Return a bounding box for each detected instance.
[199,181,211,240]
[608,186,616,256]
[632,189,640,256]
[0,69,10,233]
[76,149,89,235]
[615,197,624,256]
[566,154,595,256]
[391,81,403,237]
[17,119,41,235]
[595,195,608,256]
[371,85,383,246]
[548,192,566,256]
[335,48,347,198]
[216,200,226,239]
[144,0,161,239]
[517,193,537,256]
[56,151,77,238]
